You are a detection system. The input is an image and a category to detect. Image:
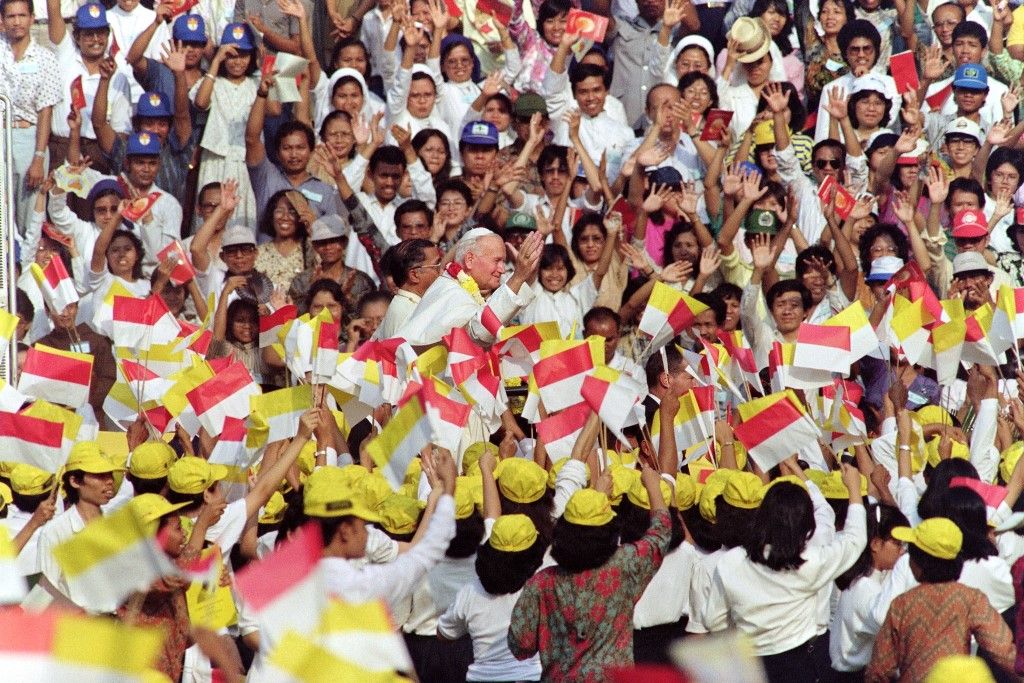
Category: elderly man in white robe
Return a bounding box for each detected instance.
[399,227,543,461]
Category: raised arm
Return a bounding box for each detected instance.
[162,41,193,146]
[91,58,119,155]
[194,43,236,111]
[190,178,239,271]
[245,71,277,166]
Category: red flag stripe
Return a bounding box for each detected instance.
[259,305,298,333]
[22,347,92,386]
[186,363,255,415]
[0,411,64,447]
[537,402,591,443]
[797,323,851,351]
[43,257,71,289]
[732,400,803,451]
[235,522,323,611]
[481,306,503,337]
[534,343,596,387]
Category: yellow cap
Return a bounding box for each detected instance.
[378,495,424,535]
[259,491,288,524]
[297,441,317,477]
[625,477,673,510]
[753,120,775,146]
[925,435,969,468]
[1000,441,1024,484]
[129,441,176,480]
[64,442,123,475]
[698,470,734,523]
[914,404,953,426]
[817,472,850,499]
[0,462,12,478]
[9,463,56,495]
[356,472,393,511]
[721,471,764,509]
[303,468,381,521]
[609,465,641,505]
[607,448,639,468]
[404,457,422,488]
[767,474,807,491]
[493,459,547,504]
[167,456,229,495]
[0,483,10,511]
[454,477,477,520]
[924,655,996,683]
[462,441,498,476]
[337,463,371,487]
[675,473,698,510]
[127,494,190,533]
[489,513,538,552]
[892,517,962,560]
[563,489,616,526]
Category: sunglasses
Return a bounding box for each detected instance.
[813,158,844,170]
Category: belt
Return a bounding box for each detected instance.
[11,120,34,129]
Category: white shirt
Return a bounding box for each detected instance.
[960,555,1015,613]
[108,4,167,104]
[633,541,699,628]
[438,578,543,682]
[685,546,726,634]
[36,505,87,607]
[702,504,867,655]
[376,289,421,340]
[830,570,887,672]
[403,555,477,635]
[52,34,133,140]
[519,276,599,340]
[0,507,42,576]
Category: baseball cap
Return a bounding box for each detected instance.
[952,251,993,277]
[867,255,904,282]
[127,494,190,533]
[721,471,764,509]
[493,458,547,504]
[675,473,698,510]
[753,120,775,147]
[220,225,257,248]
[698,469,734,523]
[173,14,206,43]
[648,166,683,188]
[135,92,172,119]
[745,208,779,235]
[220,22,255,51]
[461,441,498,476]
[303,467,381,521]
[258,491,288,525]
[891,517,963,560]
[9,463,56,495]
[355,472,392,511]
[943,117,983,144]
[624,477,673,510]
[167,456,229,495]
[489,514,538,552]
[75,3,108,29]
[310,214,349,242]
[65,442,123,474]
[126,131,161,156]
[1000,441,1024,486]
[454,477,478,520]
[952,209,988,239]
[86,178,125,205]
[851,73,890,97]
[562,489,615,526]
[914,404,952,426]
[896,138,929,165]
[504,212,536,233]
[460,120,499,147]
[513,92,548,118]
[129,441,176,480]
[952,63,988,90]
[925,434,969,467]
[377,495,423,535]
[609,465,640,505]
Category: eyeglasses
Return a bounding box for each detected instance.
[847,44,875,53]
[814,158,843,169]
[415,262,444,270]
[439,198,467,207]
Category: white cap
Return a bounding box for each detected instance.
[943,116,983,144]
[310,214,349,241]
[221,225,256,248]
[851,73,891,98]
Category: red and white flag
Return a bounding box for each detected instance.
[580,366,643,443]
[793,323,851,373]
[733,391,820,471]
[118,358,172,403]
[186,361,261,435]
[495,322,561,378]
[112,294,181,351]
[443,327,503,418]
[17,344,93,409]
[537,401,591,460]
[260,304,297,349]
[420,377,471,453]
[533,337,603,413]
[312,320,340,382]
[30,257,78,314]
[0,411,64,471]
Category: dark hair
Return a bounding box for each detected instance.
[412,129,453,182]
[583,306,622,330]
[848,88,893,130]
[436,177,472,206]
[62,471,82,506]
[663,220,697,267]
[165,488,205,511]
[751,0,794,55]
[550,516,620,571]
[409,70,437,98]
[127,474,168,495]
[11,489,47,514]
[951,19,988,48]
[331,75,363,102]
[1,0,34,16]
[682,505,722,552]
[319,110,357,160]
[484,92,513,116]
[537,0,572,45]
[330,37,372,78]
[985,147,1024,194]
[945,177,985,212]
[446,511,486,558]
[499,490,555,548]
[694,292,726,326]
[569,212,606,262]
[355,290,392,316]
[537,144,569,176]
[225,299,259,345]
[818,0,857,23]
[274,121,316,152]
[539,243,576,286]
[569,63,609,94]
[386,238,436,287]
[745,482,816,570]
[618,497,653,544]
[644,343,685,389]
[766,279,812,310]
[838,19,881,66]
[796,245,837,278]
[677,72,720,113]
[369,144,407,173]
[306,279,347,312]
[931,486,998,561]
[917,458,980,520]
[715,498,756,548]
[909,543,963,583]
[475,538,546,594]
[756,81,805,131]
[260,189,310,242]
[216,48,255,77]
[16,287,34,324]
[835,504,909,590]
[858,223,910,275]
[712,282,743,304]
[812,138,847,163]
[395,199,434,232]
[107,229,145,280]
[314,515,350,547]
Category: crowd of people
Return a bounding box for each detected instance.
[4,0,1024,678]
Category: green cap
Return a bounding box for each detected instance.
[745,209,778,235]
[505,212,537,232]
[513,92,548,117]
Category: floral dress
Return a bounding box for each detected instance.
[803,35,847,111]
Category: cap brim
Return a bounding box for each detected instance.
[890,526,916,544]
[736,40,771,63]
[866,272,895,282]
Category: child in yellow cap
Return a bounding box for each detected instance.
[438,514,544,682]
[509,464,672,679]
[866,517,1016,681]
[0,464,57,580]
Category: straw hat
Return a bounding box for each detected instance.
[728,17,772,64]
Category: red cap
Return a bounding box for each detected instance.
[952,209,988,239]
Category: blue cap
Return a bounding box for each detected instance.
[87,178,125,205]
[460,120,499,147]
[135,92,172,118]
[172,14,206,43]
[220,22,255,51]
[75,3,108,29]
[126,131,161,156]
[953,63,988,90]
[648,166,683,188]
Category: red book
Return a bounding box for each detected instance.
[699,109,733,141]
[476,0,512,25]
[566,8,608,42]
[156,241,197,285]
[889,51,918,94]
[260,54,276,78]
[70,76,86,113]
[925,82,952,110]
[833,184,855,220]
[816,174,837,204]
[122,192,162,221]
[167,0,198,17]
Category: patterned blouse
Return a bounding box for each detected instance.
[508,510,672,682]
[255,240,315,292]
[803,35,847,110]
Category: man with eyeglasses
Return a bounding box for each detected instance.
[375,238,443,339]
